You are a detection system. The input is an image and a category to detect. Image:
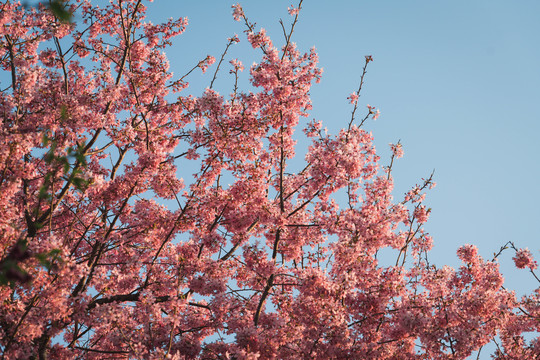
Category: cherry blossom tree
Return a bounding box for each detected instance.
[0,1,538,359]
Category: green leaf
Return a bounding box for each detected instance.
[35,253,51,268]
[75,151,87,165]
[0,273,8,286]
[42,133,50,147]
[48,249,61,256]
[60,104,69,119]
[49,0,72,23]
[38,185,52,200]
[35,248,62,271]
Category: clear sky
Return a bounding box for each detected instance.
[142,0,540,301]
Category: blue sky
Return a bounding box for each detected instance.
[143,0,540,300]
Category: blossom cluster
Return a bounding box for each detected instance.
[0,1,537,359]
[513,248,538,270]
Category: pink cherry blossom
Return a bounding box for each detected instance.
[199,55,216,73]
[390,142,404,158]
[288,5,300,16]
[232,4,245,21]
[413,204,430,223]
[228,34,241,43]
[0,1,537,359]
[367,104,380,120]
[348,92,359,104]
[457,244,479,263]
[230,58,244,72]
[513,248,538,270]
